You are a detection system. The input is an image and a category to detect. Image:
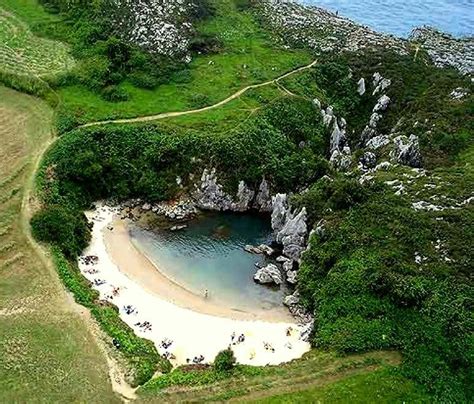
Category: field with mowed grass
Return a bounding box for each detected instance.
[0,86,117,402]
[0,5,73,77]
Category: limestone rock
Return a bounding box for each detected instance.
[236,181,255,211]
[357,77,366,95]
[366,135,390,150]
[254,178,273,212]
[360,151,377,169]
[283,292,300,307]
[329,120,346,154]
[254,264,283,285]
[391,134,422,168]
[312,98,321,109]
[193,169,253,212]
[271,194,289,233]
[373,78,391,95]
[287,270,298,284]
[282,260,294,272]
[330,146,352,171]
[373,95,391,112]
[321,106,334,127]
[277,208,308,262]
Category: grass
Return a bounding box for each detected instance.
[57,0,312,123]
[256,368,430,403]
[0,86,117,402]
[137,350,430,402]
[0,5,73,77]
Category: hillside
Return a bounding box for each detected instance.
[0,0,472,402]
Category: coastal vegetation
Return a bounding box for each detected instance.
[0,0,472,401]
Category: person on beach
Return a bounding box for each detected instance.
[204,289,209,299]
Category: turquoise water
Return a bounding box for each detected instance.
[129,213,289,312]
[301,0,473,37]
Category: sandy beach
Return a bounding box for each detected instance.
[78,203,310,366]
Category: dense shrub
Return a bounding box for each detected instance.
[298,186,473,402]
[213,349,236,373]
[31,205,90,258]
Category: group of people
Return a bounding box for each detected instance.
[263,342,275,353]
[160,338,173,349]
[230,332,246,345]
[186,355,205,364]
[134,321,152,332]
[123,305,137,315]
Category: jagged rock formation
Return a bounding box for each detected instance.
[391,134,422,168]
[192,169,272,212]
[360,151,377,169]
[357,78,366,95]
[254,179,273,212]
[254,264,283,285]
[113,0,196,58]
[274,203,308,263]
[409,27,474,75]
[271,194,289,232]
[330,146,352,171]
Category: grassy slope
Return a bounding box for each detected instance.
[0,86,117,402]
[137,350,430,402]
[0,1,73,77]
[58,0,312,122]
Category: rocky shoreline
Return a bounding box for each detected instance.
[258,0,473,75]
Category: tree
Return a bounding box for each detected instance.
[213,348,236,373]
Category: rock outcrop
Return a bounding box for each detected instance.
[391,134,422,168]
[271,194,289,233]
[254,178,273,212]
[357,78,366,95]
[360,151,377,169]
[254,264,283,285]
[409,26,474,75]
[114,0,195,58]
[193,169,257,212]
[258,1,407,55]
[330,146,352,171]
[276,207,308,263]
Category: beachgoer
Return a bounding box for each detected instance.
[204,289,209,299]
[231,332,236,342]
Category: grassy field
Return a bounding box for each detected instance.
[0,86,118,402]
[0,5,73,77]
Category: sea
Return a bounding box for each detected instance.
[300,0,474,37]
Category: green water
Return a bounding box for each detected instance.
[129,212,290,313]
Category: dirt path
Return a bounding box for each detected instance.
[80,60,317,128]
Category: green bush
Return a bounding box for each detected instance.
[31,205,90,258]
[213,348,236,373]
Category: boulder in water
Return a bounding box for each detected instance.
[254,264,283,285]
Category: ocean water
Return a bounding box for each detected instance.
[130,212,289,313]
[301,0,474,37]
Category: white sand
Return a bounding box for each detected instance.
[78,203,310,367]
